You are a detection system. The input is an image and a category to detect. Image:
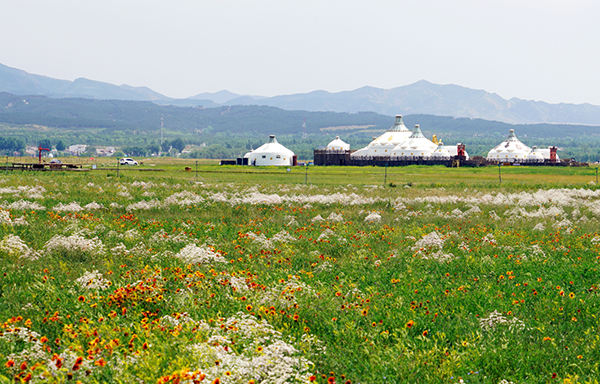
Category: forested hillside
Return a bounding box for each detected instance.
[1,92,600,161]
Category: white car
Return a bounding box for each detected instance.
[120,158,138,166]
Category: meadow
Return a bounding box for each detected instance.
[1,162,600,383]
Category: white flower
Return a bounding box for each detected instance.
[76,270,111,290]
[364,212,381,223]
[174,243,226,264]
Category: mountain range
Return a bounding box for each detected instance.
[2,62,600,126]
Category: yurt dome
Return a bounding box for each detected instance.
[326,136,350,151]
[487,129,531,162]
[526,146,545,162]
[351,115,412,158]
[391,125,438,157]
[430,141,451,159]
[245,135,295,166]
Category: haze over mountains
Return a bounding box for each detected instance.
[2,62,600,126]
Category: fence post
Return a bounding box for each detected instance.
[384,163,388,186]
[498,164,502,185]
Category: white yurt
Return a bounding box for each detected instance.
[487,129,531,162]
[245,135,295,166]
[326,136,350,151]
[430,141,452,159]
[351,115,412,158]
[526,146,545,163]
[391,125,438,157]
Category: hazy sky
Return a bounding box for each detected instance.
[1,0,599,105]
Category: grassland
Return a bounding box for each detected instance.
[1,162,600,383]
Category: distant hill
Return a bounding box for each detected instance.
[0,63,170,101]
[252,81,600,126]
[2,62,600,125]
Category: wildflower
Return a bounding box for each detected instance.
[361,309,368,316]
[78,295,86,302]
[246,305,252,312]
[422,330,428,337]
[20,361,27,371]
[461,341,468,347]
[406,320,414,329]
[569,292,575,299]
[5,360,14,368]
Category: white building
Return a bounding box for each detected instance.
[245,135,295,166]
[68,144,87,155]
[487,129,531,163]
[351,115,412,158]
[326,136,350,151]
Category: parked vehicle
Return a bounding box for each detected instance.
[120,158,138,166]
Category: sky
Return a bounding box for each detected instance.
[1,0,599,105]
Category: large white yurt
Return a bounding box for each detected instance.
[351,115,412,158]
[326,136,350,151]
[391,125,438,157]
[487,129,531,162]
[245,135,295,166]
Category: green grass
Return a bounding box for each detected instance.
[1,168,600,383]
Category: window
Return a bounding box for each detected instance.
[276,155,281,158]
[262,155,266,158]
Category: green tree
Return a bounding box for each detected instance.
[171,138,186,152]
[55,140,66,151]
[38,139,52,150]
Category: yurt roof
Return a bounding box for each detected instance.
[395,125,437,151]
[430,141,451,157]
[252,135,294,156]
[327,136,350,151]
[487,129,531,159]
[527,146,545,160]
[369,115,412,146]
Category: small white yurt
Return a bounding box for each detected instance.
[245,135,295,166]
[430,141,452,159]
[391,125,438,157]
[487,129,531,162]
[326,136,350,151]
[351,115,412,158]
[526,146,545,163]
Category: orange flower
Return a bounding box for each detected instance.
[212,379,220,384]
[5,360,14,368]
[246,305,252,312]
[78,295,86,302]
[309,376,317,382]
[95,358,107,367]
[422,330,428,337]
[406,320,414,329]
[569,292,575,299]
[40,336,48,343]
